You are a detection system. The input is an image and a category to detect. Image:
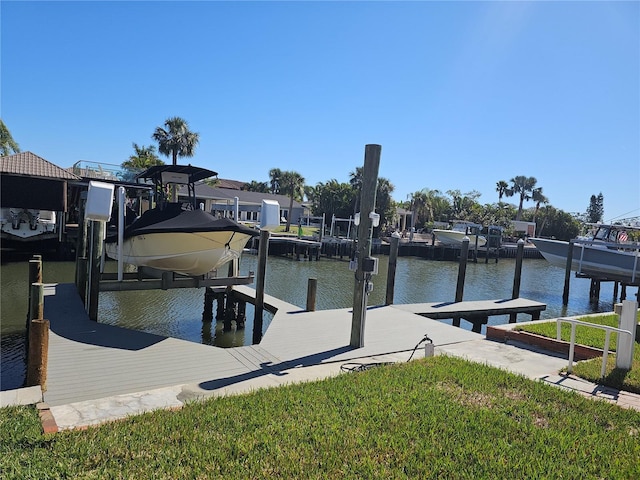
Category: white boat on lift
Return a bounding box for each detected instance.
[530,224,640,285]
[104,165,259,276]
[0,208,58,241]
[432,221,487,248]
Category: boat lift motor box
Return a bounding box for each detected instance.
[85,181,115,222]
[260,199,280,230]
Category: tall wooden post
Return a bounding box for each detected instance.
[253,229,270,344]
[562,240,574,305]
[509,239,525,323]
[385,235,400,305]
[351,144,381,348]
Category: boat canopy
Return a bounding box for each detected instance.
[106,205,259,242]
[136,165,218,184]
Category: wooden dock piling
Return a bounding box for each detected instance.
[453,238,469,327]
[385,235,400,305]
[306,278,317,312]
[253,229,270,344]
[562,240,574,305]
[26,318,49,389]
[510,239,525,322]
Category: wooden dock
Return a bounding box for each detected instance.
[41,282,486,407]
[393,298,546,332]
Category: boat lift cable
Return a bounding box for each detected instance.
[340,333,433,373]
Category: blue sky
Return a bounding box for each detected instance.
[2,1,639,222]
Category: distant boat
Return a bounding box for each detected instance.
[530,224,640,285]
[104,165,259,276]
[432,221,487,247]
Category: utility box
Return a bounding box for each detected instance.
[362,256,379,275]
[260,200,280,230]
[85,181,114,222]
[616,299,638,370]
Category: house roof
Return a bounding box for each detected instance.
[186,182,303,209]
[0,151,80,180]
[216,178,245,190]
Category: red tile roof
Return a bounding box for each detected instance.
[0,151,80,180]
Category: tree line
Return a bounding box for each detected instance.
[1,117,606,241]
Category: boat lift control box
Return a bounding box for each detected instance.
[260,199,280,230]
[362,257,379,274]
[85,181,115,222]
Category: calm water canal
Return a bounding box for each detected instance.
[1,252,625,390]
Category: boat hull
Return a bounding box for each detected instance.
[105,230,255,276]
[530,237,640,285]
[432,229,487,247]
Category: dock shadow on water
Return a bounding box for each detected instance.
[1,253,621,390]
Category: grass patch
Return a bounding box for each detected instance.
[2,356,640,478]
[271,225,319,237]
[515,313,640,394]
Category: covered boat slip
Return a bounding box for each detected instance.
[42,282,486,407]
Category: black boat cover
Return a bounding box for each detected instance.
[105,204,259,242]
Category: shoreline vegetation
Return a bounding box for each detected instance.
[2,355,639,478]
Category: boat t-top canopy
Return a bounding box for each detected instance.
[136,165,218,185]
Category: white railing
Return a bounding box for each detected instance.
[556,318,633,378]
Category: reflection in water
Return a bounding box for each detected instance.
[1,252,630,390]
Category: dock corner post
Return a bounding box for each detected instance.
[351,144,381,348]
[562,239,574,305]
[455,238,470,303]
[512,238,525,300]
[306,277,317,312]
[253,229,270,344]
[26,318,50,389]
[385,235,400,305]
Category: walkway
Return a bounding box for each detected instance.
[2,282,638,432]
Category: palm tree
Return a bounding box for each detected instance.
[268,168,283,194]
[349,167,363,215]
[280,171,305,232]
[0,119,20,156]
[531,187,548,225]
[496,180,509,203]
[122,143,164,170]
[152,117,199,200]
[506,175,537,221]
[152,117,199,165]
[243,180,270,193]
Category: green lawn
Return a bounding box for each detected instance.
[515,313,640,394]
[2,356,639,479]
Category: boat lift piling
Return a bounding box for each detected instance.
[452,238,470,327]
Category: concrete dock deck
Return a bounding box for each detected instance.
[3,282,639,431]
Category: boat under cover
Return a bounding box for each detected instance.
[105,204,259,276]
